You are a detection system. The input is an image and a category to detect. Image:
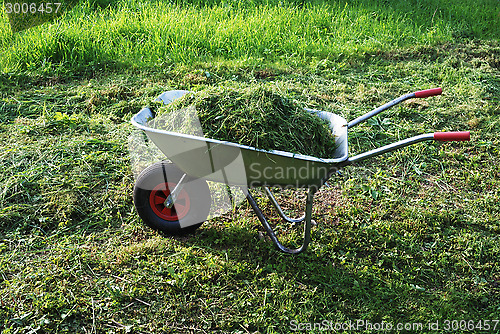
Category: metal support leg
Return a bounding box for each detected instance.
[246,187,316,254]
[264,187,306,223]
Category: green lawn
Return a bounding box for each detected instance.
[1,0,499,332]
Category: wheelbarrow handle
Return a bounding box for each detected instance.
[434,131,470,141]
[347,87,442,128]
[348,131,470,164]
[415,88,442,98]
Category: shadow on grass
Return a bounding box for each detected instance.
[167,221,417,322]
[0,61,125,89]
[160,211,492,323]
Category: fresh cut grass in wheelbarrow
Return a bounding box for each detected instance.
[155,85,338,158]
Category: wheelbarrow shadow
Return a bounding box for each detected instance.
[178,186,360,284]
[175,220,411,327]
[179,217,394,320]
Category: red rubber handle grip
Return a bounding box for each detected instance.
[415,88,442,98]
[434,131,470,141]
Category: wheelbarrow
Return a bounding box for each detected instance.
[130,88,470,254]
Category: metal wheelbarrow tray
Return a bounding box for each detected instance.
[131,88,470,254]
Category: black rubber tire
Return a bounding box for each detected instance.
[133,162,211,235]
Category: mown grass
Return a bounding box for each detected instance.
[1,0,500,333]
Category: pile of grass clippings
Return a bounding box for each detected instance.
[154,85,337,158]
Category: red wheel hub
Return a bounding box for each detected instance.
[149,182,191,221]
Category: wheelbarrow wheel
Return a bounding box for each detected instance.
[133,162,211,235]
